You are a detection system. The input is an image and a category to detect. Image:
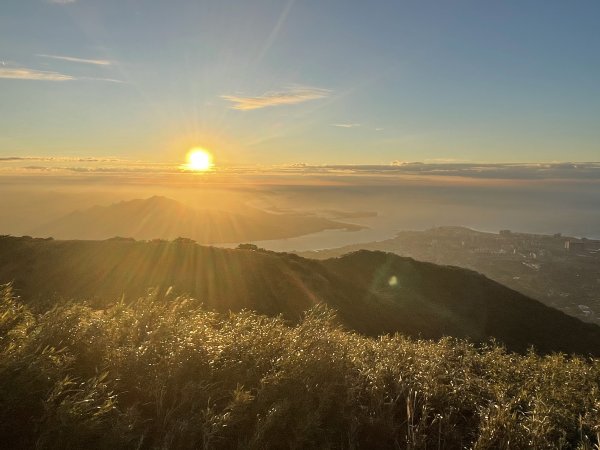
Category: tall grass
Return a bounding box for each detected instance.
[1,283,599,449]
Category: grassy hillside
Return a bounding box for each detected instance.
[1,235,600,355]
[1,286,600,449]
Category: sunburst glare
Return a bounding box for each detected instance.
[185,148,214,171]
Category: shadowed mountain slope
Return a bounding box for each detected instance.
[1,235,599,355]
[298,226,600,325]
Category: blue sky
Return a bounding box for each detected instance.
[1,0,599,165]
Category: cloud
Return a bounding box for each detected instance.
[0,156,122,162]
[37,54,112,66]
[47,0,76,4]
[332,123,361,128]
[0,67,74,81]
[79,77,126,83]
[0,65,124,83]
[222,86,330,110]
[320,162,600,180]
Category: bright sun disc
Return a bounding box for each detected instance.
[186,148,213,171]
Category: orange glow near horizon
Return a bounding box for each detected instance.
[185,148,214,171]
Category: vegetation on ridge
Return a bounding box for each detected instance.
[3,235,600,356]
[2,285,600,449]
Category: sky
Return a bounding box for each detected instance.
[1,0,600,166]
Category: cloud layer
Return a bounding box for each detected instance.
[283,162,600,180]
[222,86,330,110]
[2,158,599,182]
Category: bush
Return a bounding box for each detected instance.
[1,285,599,449]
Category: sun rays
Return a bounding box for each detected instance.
[184,148,214,171]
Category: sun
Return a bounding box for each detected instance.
[185,148,214,171]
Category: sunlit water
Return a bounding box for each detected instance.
[217,216,397,252]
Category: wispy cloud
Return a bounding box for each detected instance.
[0,67,74,81]
[37,54,112,66]
[0,156,122,162]
[332,123,361,128]
[0,65,124,83]
[293,162,600,180]
[222,86,330,110]
[80,76,125,83]
[47,0,77,4]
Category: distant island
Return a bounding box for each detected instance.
[28,195,363,244]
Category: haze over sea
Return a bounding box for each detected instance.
[236,181,600,252]
[1,160,599,250]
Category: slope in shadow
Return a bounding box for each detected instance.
[1,236,599,355]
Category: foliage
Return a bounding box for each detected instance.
[1,285,600,449]
[3,235,600,356]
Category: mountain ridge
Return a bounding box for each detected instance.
[297,226,600,324]
[29,195,360,243]
[1,235,599,355]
